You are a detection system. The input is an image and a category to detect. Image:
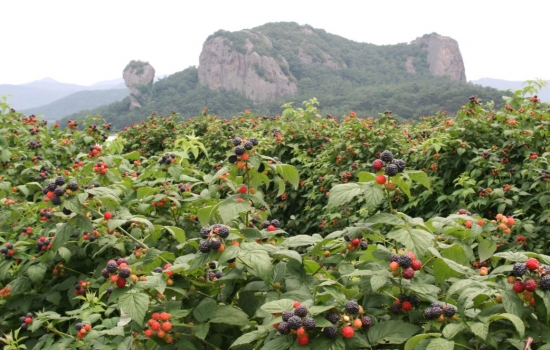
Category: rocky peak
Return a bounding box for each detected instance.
[413,33,466,83]
[123,61,155,110]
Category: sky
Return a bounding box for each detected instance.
[1,0,549,86]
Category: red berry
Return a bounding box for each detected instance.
[151,321,160,331]
[238,185,247,194]
[372,159,384,171]
[297,335,309,345]
[513,281,525,293]
[293,301,301,308]
[296,327,306,337]
[84,324,91,331]
[402,267,415,279]
[159,312,171,321]
[267,225,276,232]
[151,313,160,320]
[401,301,413,312]
[411,260,422,271]
[161,321,172,331]
[464,221,472,228]
[341,325,354,338]
[526,258,539,270]
[376,175,386,184]
[25,317,32,324]
[524,279,537,292]
[104,212,113,220]
[351,238,360,246]
[77,332,84,339]
[116,277,127,288]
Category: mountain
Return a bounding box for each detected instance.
[0,77,128,110]
[21,89,128,120]
[471,78,550,102]
[63,22,509,129]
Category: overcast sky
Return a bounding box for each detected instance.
[2,0,549,86]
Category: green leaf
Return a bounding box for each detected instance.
[391,173,412,199]
[164,226,186,243]
[137,187,156,199]
[362,183,385,213]
[469,322,488,339]
[488,313,524,337]
[260,299,296,314]
[262,336,294,350]
[27,263,47,283]
[51,223,74,252]
[219,198,251,224]
[230,329,268,348]
[386,228,433,258]
[406,170,431,189]
[405,334,441,350]
[8,277,31,295]
[193,323,210,340]
[368,320,421,345]
[366,213,404,226]
[478,239,497,263]
[442,323,466,339]
[239,249,271,283]
[135,274,167,294]
[502,290,523,318]
[210,306,250,326]
[277,164,300,189]
[326,183,362,210]
[432,259,462,284]
[357,171,375,183]
[118,292,149,326]
[193,298,217,323]
[426,338,454,350]
[283,235,322,248]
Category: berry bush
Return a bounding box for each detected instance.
[0,84,550,349]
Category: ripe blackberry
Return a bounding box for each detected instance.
[107,286,114,294]
[385,164,399,177]
[410,295,421,307]
[303,317,315,330]
[270,219,281,228]
[287,315,302,329]
[390,302,402,314]
[344,234,351,242]
[232,137,242,146]
[106,262,119,273]
[21,323,28,331]
[153,267,164,273]
[393,159,406,172]
[199,227,211,239]
[234,146,245,155]
[118,268,131,278]
[244,141,253,150]
[443,305,456,317]
[380,150,394,163]
[430,306,443,318]
[277,322,291,335]
[282,310,293,322]
[54,187,65,196]
[101,268,110,278]
[198,241,211,253]
[55,176,66,186]
[62,208,72,215]
[540,275,550,291]
[215,271,223,279]
[294,306,308,317]
[93,182,101,188]
[208,238,221,251]
[262,220,270,229]
[323,325,338,339]
[325,312,340,324]
[398,294,410,302]
[217,226,230,239]
[360,316,372,328]
[360,241,368,250]
[423,307,437,320]
[51,196,62,205]
[19,316,26,323]
[209,262,216,269]
[345,301,360,314]
[390,254,399,262]
[227,258,236,264]
[398,254,412,268]
[250,137,259,146]
[46,182,57,191]
[75,323,83,331]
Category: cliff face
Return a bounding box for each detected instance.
[198,36,296,102]
[413,34,467,83]
[123,61,155,110]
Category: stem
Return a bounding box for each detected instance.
[454,343,474,350]
[118,227,171,265]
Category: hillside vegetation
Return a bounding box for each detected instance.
[64,23,508,129]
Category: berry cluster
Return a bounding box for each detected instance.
[101,258,131,288]
[276,303,315,345]
[389,252,422,279]
[540,170,549,181]
[372,150,406,177]
[87,144,103,158]
[38,166,52,181]
[82,229,101,242]
[36,236,52,252]
[42,176,68,205]
[0,243,15,260]
[0,286,11,298]
[177,183,191,192]
[262,219,281,232]
[75,323,92,339]
[134,243,147,258]
[68,120,78,129]
[74,280,90,295]
[321,300,371,341]
[28,140,42,149]
[199,224,230,240]
[423,303,456,321]
[158,153,177,165]
[93,161,109,175]
[19,313,34,331]
[390,294,421,314]
[509,258,550,306]
[143,312,174,343]
[343,234,368,251]
[52,262,65,276]
[493,213,515,235]
[72,160,85,170]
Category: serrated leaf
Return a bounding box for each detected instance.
[326,183,362,210]
[368,320,421,345]
[366,213,405,226]
[426,338,454,350]
[478,239,497,263]
[27,263,47,283]
[387,227,433,258]
[405,334,441,350]
[51,223,74,252]
[164,226,186,243]
[260,299,295,314]
[469,322,488,339]
[193,298,217,323]
[406,170,431,189]
[488,313,524,337]
[219,198,251,224]
[210,306,250,326]
[230,329,268,348]
[239,249,271,283]
[118,292,149,326]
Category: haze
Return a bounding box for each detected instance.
[2,0,549,86]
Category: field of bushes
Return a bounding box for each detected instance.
[1,83,550,350]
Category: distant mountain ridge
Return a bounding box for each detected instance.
[471,78,550,102]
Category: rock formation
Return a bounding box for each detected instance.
[413,34,467,83]
[198,36,297,102]
[123,61,155,110]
